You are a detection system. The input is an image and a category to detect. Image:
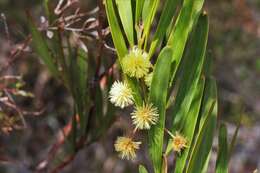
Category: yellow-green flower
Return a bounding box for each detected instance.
[122,47,152,78]
[114,136,141,160]
[172,132,188,153]
[109,81,133,108]
[131,103,159,130]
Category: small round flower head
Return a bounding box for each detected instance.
[114,136,141,160]
[172,132,188,153]
[109,81,134,108]
[131,103,159,130]
[144,72,153,88]
[122,47,152,78]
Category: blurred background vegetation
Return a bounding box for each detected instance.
[0,0,259,172]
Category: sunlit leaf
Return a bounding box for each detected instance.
[186,77,218,173]
[148,0,180,57]
[148,47,173,173]
[142,0,159,49]
[170,13,208,132]
[105,0,128,60]
[139,165,148,173]
[167,1,206,85]
[116,0,134,46]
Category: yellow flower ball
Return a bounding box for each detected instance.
[109,81,134,108]
[114,136,141,160]
[122,47,152,78]
[172,132,188,153]
[131,103,159,130]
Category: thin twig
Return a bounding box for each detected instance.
[0,13,10,45]
[0,35,32,74]
[54,0,79,15]
[3,90,27,128]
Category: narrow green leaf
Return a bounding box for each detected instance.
[28,15,58,77]
[171,13,208,131]
[115,0,134,46]
[142,0,160,48]
[201,153,211,173]
[167,1,206,85]
[135,0,145,24]
[105,0,128,59]
[186,78,218,173]
[69,48,89,136]
[43,0,55,23]
[203,51,214,77]
[173,78,205,173]
[148,47,173,173]
[139,165,148,173]
[76,49,88,98]
[216,124,229,173]
[198,78,217,128]
[44,0,50,21]
[148,0,180,57]
[228,114,242,161]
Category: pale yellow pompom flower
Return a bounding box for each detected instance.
[109,81,134,108]
[172,132,188,153]
[122,47,152,78]
[114,136,141,160]
[131,103,159,130]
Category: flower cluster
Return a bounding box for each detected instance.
[131,103,159,130]
[114,137,141,160]
[172,132,188,153]
[109,47,188,161]
[109,79,159,160]
[109,81,133,108]
[165,129,188,154]
[108,46,189,161]
[109,47,165,160]
[122,47,152,79]
[109,81,159,131]
[109,48,158,160]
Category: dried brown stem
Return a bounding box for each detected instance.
[0,35,32,74]
[54,0,79,15]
